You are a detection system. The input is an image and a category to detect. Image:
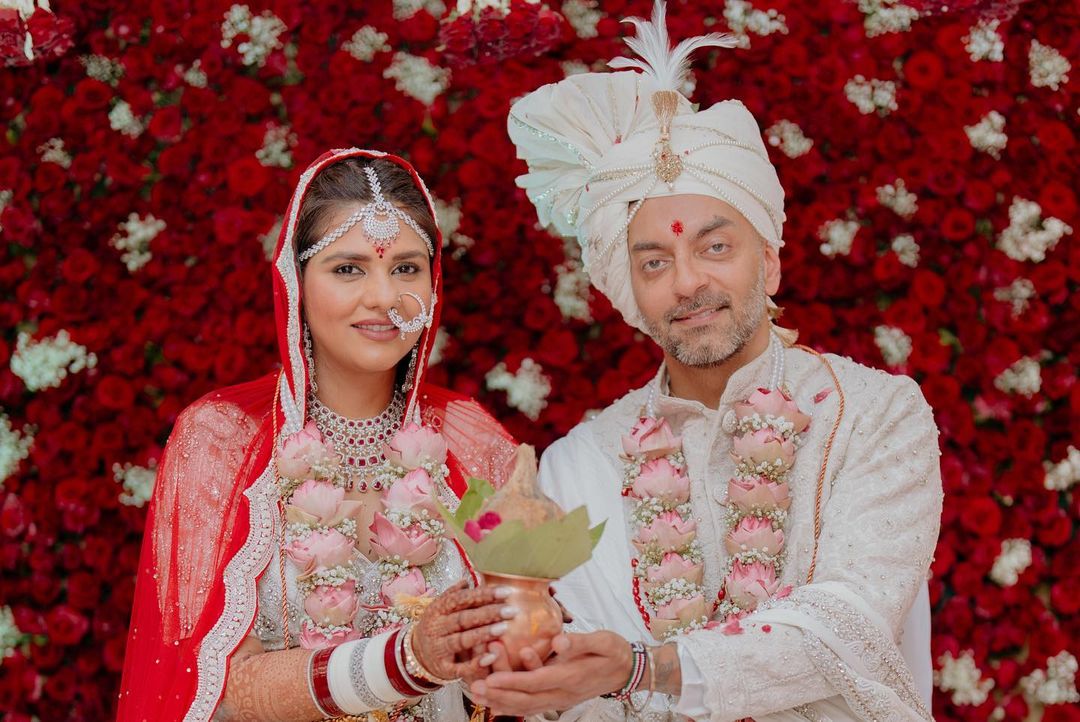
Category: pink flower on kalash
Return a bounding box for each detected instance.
[630,458,690,504]
[621,416,683,459]
[369,513,439,566]
[643,552,704,592]
[384,422,448,471]
[278,420,337,478]
[732,428,796,469]
[633,511,697,553]
[725,516,785,556]
[727,475,791,513]
[724,560,782,611]
[734,388,811,434]
[382,467,438,515]
[464,511,502,542]
[380,568,429,606]
[304,580,361,627]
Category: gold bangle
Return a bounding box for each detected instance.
[403,624,457,686]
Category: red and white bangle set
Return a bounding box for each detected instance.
[308,626,452,717]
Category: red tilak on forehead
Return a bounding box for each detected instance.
[670,220,684,236]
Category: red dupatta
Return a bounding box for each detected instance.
[116,149,515,722]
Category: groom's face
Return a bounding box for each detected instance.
[627,194,780,367]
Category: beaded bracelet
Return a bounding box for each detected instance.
[626,644,656,714]
[602,641,647,701]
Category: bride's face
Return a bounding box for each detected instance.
[302,205,433,384]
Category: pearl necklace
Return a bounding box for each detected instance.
[308,392,404,486]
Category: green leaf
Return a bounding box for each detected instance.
[456,505,606,579]
[438,477,496,532]
[589,520,606,548]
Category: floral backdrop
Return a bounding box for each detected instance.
[0,0,1077,720]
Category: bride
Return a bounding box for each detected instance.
[116,149,520,722]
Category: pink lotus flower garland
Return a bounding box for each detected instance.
[366,422,452,634]
[276,420,451,648]
[621,388,809,639]
[716,388,809,620]
[621,416,705,641]
[277,420,361,648]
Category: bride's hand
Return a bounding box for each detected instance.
[411,582,515,684]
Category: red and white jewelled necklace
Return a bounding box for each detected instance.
[620,332,809,640]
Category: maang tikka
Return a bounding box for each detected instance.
[298,166,435,262]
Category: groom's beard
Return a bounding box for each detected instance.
[644,269,768,368]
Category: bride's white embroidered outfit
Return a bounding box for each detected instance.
[507,3,944,719]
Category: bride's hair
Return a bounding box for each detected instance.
[295,157,438,264]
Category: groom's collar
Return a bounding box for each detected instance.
[652,337,775,416]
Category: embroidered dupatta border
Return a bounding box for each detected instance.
[183,466,277,722]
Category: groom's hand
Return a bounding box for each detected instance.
[469,631,633,716]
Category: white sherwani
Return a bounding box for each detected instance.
[537,341,943,721]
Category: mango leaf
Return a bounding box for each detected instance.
[451,505,606,579]
[439,477,496,532]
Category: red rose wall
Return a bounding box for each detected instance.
[0,0,1077,720]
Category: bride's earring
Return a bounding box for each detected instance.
[387,291,436,340]
[304,324,318,393]
[401,346,419,392]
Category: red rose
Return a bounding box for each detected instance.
[1,493,27,537]
[26,8,73,60]
[148,105,183,141]
[938,207,975,241]
[65,572,102,610]
[45,605,89,646]
[1038,180,1077,220]
[398,8,439,43]
[0,9,26,66]
[959,497,1002,537]
[72,78,113,110]
[1036,512,1071,547]
[962,178,996,212]
[226,156,270,198]
[904,51,945,89]
[911,270,946,307]
[1050,576,1080,615]
[440,15,476,60]
[95,375,136,411]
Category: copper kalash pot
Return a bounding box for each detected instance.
[480,571,563,670]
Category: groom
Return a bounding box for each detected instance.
[472,3,943,720]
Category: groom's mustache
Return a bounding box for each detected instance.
[664,292,733,324]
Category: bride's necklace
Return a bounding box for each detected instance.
[308,391,404,479]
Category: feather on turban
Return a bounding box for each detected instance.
[508,1,786,331]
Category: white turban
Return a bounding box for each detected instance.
[507,1,786,331]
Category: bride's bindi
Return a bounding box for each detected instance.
[670,220,684,237]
